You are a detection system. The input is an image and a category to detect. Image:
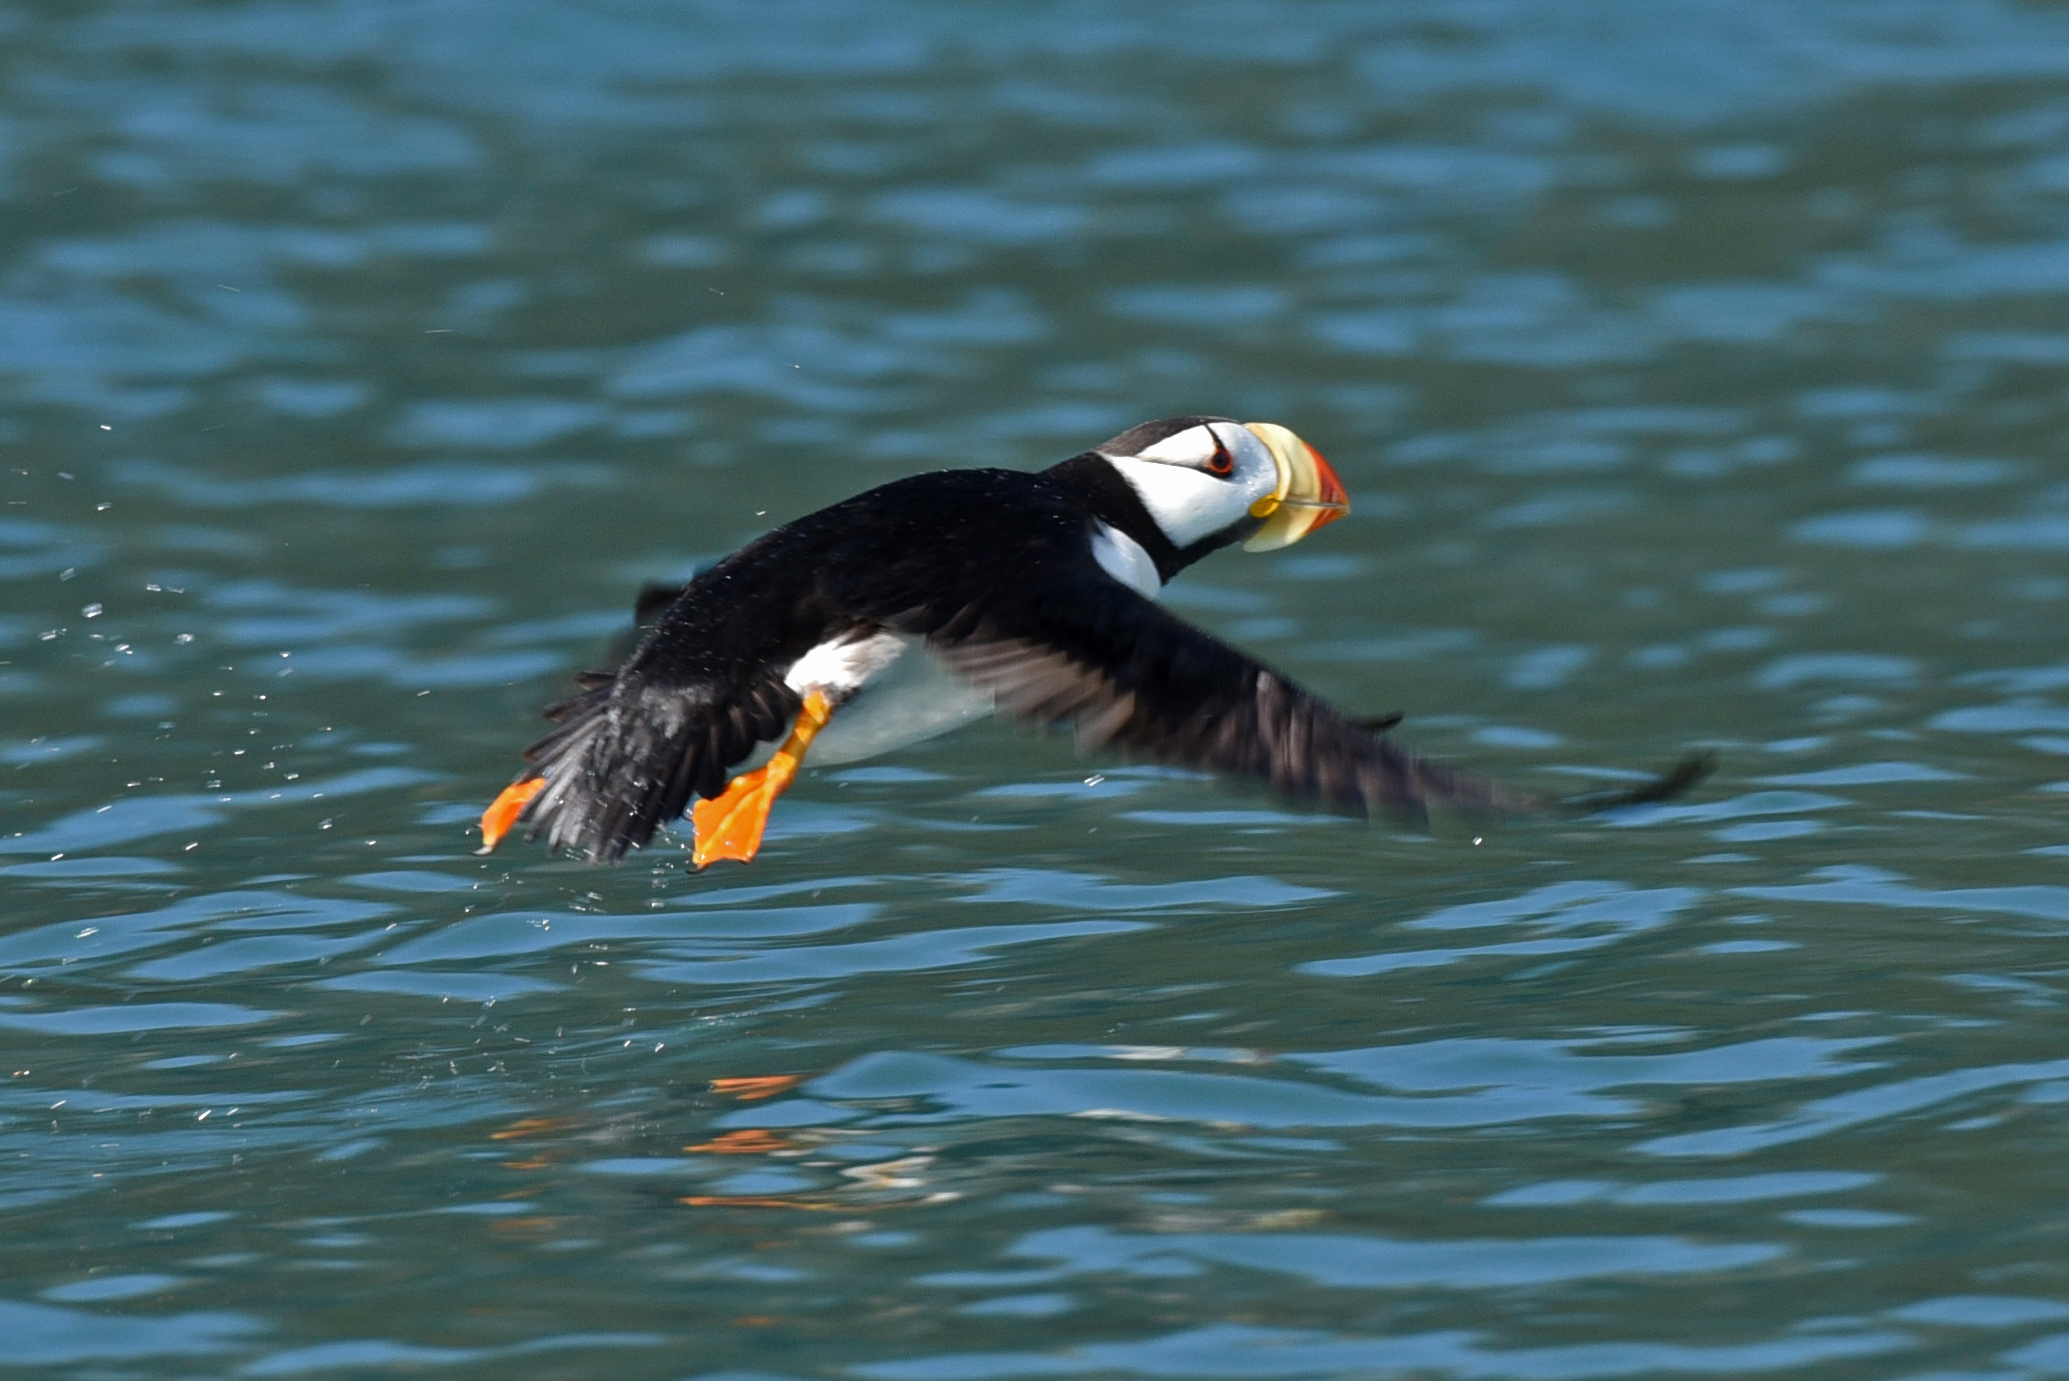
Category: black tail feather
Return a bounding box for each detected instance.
[509,674,800,863]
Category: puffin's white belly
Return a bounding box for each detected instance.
[808,635,994,765]
[737,632,993,772]
[750,522,1151,772]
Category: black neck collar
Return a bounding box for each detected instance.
[1043,453,1258,581]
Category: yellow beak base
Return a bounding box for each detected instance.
[1241,422,1351,551]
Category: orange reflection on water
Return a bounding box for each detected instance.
[685,1128,795,1154]
[709,1075,803,1101]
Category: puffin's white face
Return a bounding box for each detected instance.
[1102,420,1282,549]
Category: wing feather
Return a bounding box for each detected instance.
[914,577,1552,823]
[508,672,803,863]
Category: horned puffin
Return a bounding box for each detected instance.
[479,417,1706,868]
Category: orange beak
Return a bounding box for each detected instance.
[1240,423,1351,551]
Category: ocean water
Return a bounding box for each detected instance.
[5,2,2069,1376]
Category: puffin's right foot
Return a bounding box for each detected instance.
[691,690,833,869]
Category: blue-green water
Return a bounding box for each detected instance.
[6,3,2069,1376]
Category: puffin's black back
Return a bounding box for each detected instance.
[514,467,1098,861]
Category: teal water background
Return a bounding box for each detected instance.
[6,2,2069,1376]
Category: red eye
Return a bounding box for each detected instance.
[1207,446,1234,476]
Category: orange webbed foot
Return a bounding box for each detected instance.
[478,777,546,854]
[691,763,787,868]
[691,690,832,870]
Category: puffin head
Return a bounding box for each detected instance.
[1094,416,1350,557]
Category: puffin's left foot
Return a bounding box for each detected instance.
[479,776,546,854]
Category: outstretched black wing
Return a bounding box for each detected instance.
[902,574,1521,824]
[844,542,1702,825]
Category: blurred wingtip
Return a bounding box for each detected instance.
[1556,749,1716,816]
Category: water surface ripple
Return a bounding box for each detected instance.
[4,2,2069,1377]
